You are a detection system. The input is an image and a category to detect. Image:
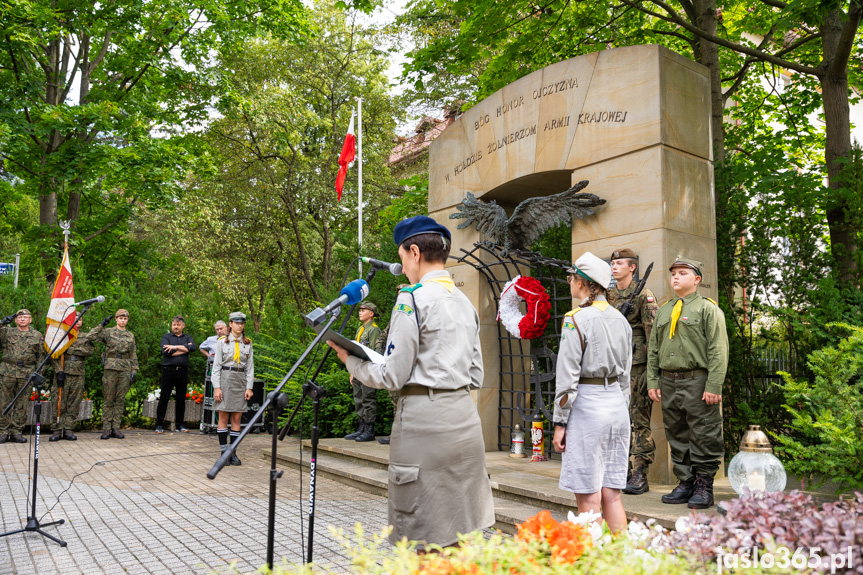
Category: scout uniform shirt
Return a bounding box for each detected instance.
[607,284,659,365]
[211,334,254,390]
[95,327,139,372]
[0,326,45,378]
[355,321,383,355]
[51,326,104,376]
[646,291,729,395]
[553,297,632,424]
[346,269,483,392]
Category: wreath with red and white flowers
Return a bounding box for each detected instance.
[497,275,552,340]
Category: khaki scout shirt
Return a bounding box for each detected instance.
[51,326,104,376]
[345,269,483,392]
[211,334,254,390]
[646,291,729,395]
[0,326,45,378]
[607,283,659,365]
[94,327,139,372]
[553,296,632,424]
[355,321,383,354]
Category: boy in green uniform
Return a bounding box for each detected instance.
[0,309,45,443]
[607,248,659,495]
[344,302,383,442]
[647,257,728,509]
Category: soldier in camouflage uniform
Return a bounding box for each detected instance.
[49,318,107,441]
[376,284,410,445]
[607,249,660,495]
[93,309,138,439]
[345,302,383,443]
[0,309,45,444]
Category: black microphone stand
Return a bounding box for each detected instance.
[0,303,96,547]
[276,267,378,564]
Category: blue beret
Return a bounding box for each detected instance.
[393,215,452,247]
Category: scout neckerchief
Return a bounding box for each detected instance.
[669,299,683,339]
[356,321,376,342]
[425,276,454,293]
[232,335,241,364]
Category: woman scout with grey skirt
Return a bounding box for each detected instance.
[327,215,495,550]
[211,312,254,466]
[551,252,632,533]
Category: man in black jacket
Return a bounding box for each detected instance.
[155,315,196,433]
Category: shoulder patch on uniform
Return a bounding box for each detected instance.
[646,296,655,303]
[400,283,422,293]
[706,297,718,306]
[561,316,577,330]
[395,303,414,316]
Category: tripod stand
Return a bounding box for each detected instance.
[208,266,379,570]
[0,303,96,547]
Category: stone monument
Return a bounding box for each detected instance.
[427,44,716,484]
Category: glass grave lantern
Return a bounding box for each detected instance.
[727,425,787,495]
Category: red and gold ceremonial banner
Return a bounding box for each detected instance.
[44,245,78,358]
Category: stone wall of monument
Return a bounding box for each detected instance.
[427,45,717,483]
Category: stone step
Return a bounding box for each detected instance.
[262,444,569,534]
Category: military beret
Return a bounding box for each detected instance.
[566,251,613,289]
[393,215,452,247]
[16,309,31,316]
[358,302,380,316]
[669,256,703,277]
[229,311,247,322]
[610,248,637,261]
[115,309,129,318]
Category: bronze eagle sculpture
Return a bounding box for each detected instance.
[449,180,605,252]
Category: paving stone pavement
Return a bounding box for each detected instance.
[0,429,391,574]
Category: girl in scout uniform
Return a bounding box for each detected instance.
[551,252,632,533]
[211,312,254,466]
[327,215,494,550]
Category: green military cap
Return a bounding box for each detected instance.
[358,302,380,316]
[115,309,129,318]
[669,256,703,277]
[228,311,246,323]
[610,248,637,261]
[16,309,31,316]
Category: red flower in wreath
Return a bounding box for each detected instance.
[498,275,552,339]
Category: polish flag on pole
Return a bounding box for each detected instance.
[44,244,78,358]
[335,110,356,201]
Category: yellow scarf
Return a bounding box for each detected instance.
[356,325,365,342]
[427,276,455,293]
[233,339,241,364]
[669,299,683,339]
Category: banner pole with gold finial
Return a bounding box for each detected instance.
[55,221,72,424]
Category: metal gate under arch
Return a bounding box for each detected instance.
[452,243,574,453]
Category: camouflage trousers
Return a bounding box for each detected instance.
[629,364,655,466]
[0,376,27,434]
[55,374,84,431]
[352,380,377,422]
[102,369,131,430]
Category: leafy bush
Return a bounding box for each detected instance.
[774,323,863,491]
[663,491,863,574]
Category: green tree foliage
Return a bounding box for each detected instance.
[0,0,309,277]
[775,324,863,491]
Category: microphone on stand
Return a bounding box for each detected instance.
[305,280,370,327]
[72,296,105,307]
[360,257,403,276]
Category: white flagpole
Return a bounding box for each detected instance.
[358,97,363,276]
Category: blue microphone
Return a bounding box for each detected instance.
[322,279,370,314]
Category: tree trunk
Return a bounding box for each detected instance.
[820,10,858,286]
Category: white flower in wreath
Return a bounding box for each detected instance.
[498,276,526,338]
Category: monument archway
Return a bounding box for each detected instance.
[427,44,717,484]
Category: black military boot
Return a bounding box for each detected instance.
[49,430,63,442]
[63,429,77,441]
[661,479,695,504]
[355,420,376,442]
[623,462,650,495]
[687,474,715,509]
[100,429,112,440]
[112,428,125,439]
[344,421,365,440]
